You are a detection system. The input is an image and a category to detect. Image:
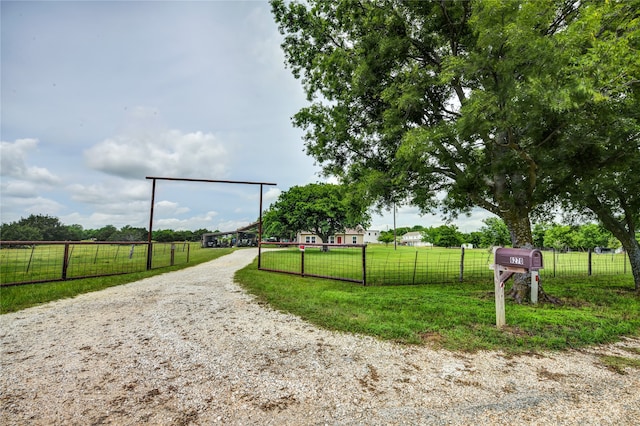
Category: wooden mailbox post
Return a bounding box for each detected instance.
[491,247,544,328]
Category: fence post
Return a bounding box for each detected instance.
[588,248,592,276]
[553,248,556,277]
[362,245,367,286]
[494,264,506,328]
[531,270,539,304]
[459,246,465,282]
[170,243,176,266]
[301,248,305,277]
[62,243,70,280]
[26,245,36,273]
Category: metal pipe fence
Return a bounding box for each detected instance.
[258,245,632,286]
[0,241,191,286]
[259,242,366,284]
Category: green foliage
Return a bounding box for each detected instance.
[0,214,82,241]
[478,218,511,247]
[377,232,395,246]
[271,0,640,280]
[0,214,211,243]
[262,183,370,244]
[93,225,117,241]
[110,225,147,242]
[544,224,577,251]
[540,222,616,251]
[422,224,463,247]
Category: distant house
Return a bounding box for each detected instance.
[401,231,433,247]
[363,230,380,244]
[297,225,366,245]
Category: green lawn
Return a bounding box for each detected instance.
[238,246,639,353]
[1,241,195,285]
[0,246,234,314]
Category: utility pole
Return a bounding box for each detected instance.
[393,202,397,250]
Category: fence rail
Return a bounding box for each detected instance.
[0,241,191,286]
[258,245,632,286]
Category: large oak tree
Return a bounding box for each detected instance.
[272,0,640,295]
[263,183,370,248]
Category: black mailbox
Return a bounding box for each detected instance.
[494,248,543,270]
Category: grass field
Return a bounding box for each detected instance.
[260,245,632,285]
[0,245,233,313]
[238,252,640,353]
[0,241,195,285]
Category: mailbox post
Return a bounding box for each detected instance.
[491,247,544,328]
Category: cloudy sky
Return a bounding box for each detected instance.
[1,0,492,234]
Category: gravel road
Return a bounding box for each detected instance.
[1,248,639,425]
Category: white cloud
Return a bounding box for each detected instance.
[1,180,40,198]
[84,112,229,180]
[155,210,228,231]
[155,200,190,215]
[3,196,65,217]
[68,181,149,205]
[0,138,61,184]
[77,211,147,229]
[263,187,282,205]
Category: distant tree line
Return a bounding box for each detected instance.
[0,214,627,252]
[0,214,213,242]
[379,218,623,251]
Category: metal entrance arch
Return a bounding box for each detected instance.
[145,176,277,270]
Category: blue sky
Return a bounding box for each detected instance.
[1,0,492,233]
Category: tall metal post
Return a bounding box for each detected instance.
[146,178,156,270]
[143,177,276,271]
[393,202,397,250]
[258,184,264,269]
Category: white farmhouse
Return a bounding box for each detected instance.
[401,231,433,247]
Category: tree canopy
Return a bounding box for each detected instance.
[272,0,640,290]
[0,215,211,243]
[262,183,370,245]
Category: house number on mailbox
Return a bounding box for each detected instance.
[509,256,524,265]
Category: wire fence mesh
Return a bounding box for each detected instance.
[0,241,191,286]
[258,245,633,286]
[2,242,631,287]
[259,243,365,283]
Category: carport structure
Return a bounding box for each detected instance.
[201,221,260,248]
[145,176,276,269]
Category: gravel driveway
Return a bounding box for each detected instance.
[1,249,639,425]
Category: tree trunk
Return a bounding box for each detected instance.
[619,234,640,292]
[584,198,640,292]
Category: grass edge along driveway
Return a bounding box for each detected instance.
[235,257,640,355]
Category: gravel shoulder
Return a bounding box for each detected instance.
[1,248,639,425]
